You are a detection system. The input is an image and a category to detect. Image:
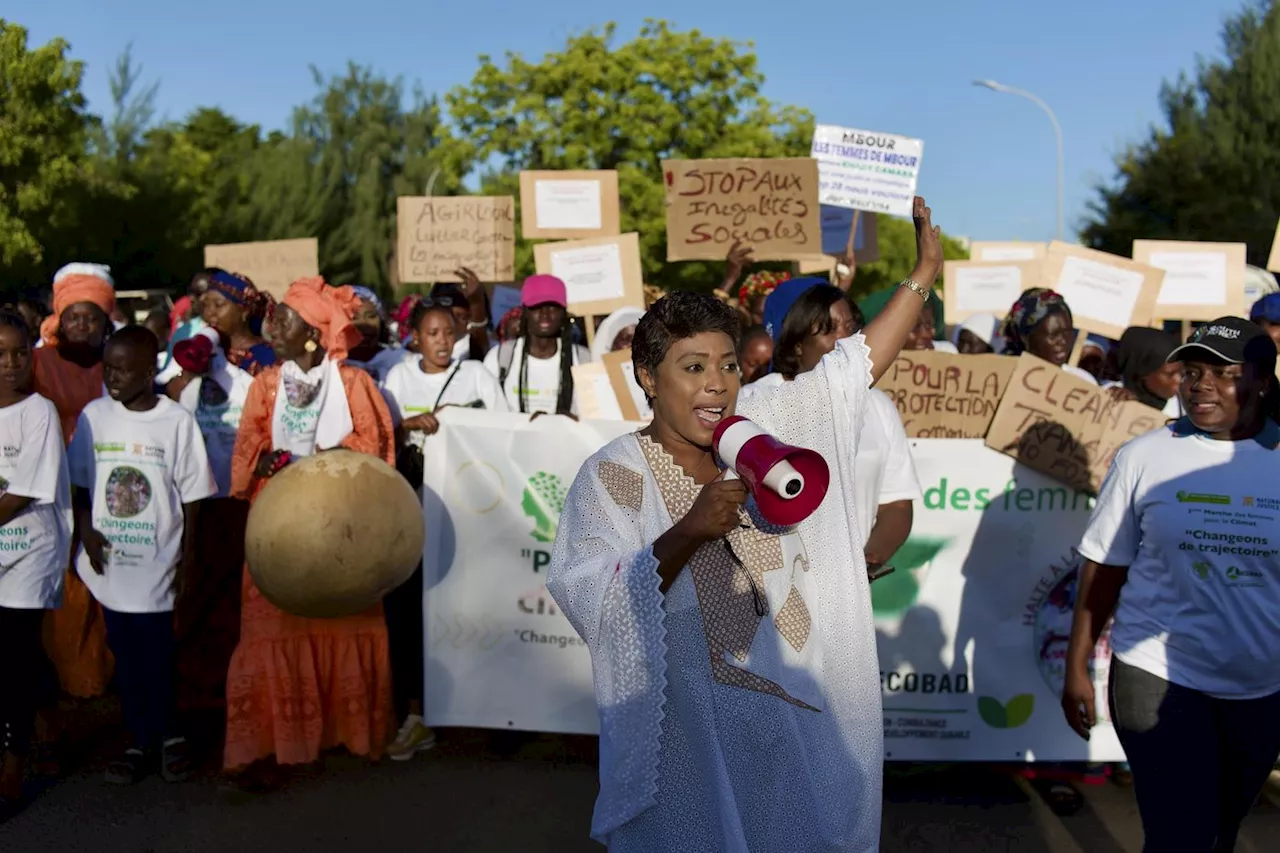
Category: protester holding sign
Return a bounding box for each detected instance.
[1063,318,1280,852]
[222,278,396,781]
[0,312,71,822]
[547,196,943,851]
[483,276,590,416]
[748,280,920,579]
[1001,289,1097,384]
[35,263,117,706]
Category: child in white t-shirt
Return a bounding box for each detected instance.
[67,327,216,787]
[378,297,508,763]
[0,313,71,821]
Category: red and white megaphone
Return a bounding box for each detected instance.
[711,415,830,527]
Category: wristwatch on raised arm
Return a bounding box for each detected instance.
[900,278,930,302]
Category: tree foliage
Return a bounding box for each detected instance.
[1,17,958,299]
[1082,0,1280,265]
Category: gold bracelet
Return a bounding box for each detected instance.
[900,278,930,302]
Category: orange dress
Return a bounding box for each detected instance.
[222,364,396,769]
[33,346,114,699]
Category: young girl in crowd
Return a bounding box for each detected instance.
[483,276,589,415]
[223,277,396,784]
[378,298,508,760]
[170,327,256,720]
[68,326,216,785]
[0,313,71,822]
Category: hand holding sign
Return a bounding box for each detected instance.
[913,196,944,284]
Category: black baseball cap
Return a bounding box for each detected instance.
[1168,316,1277,365]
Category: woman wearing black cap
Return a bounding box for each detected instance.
[1062,317,1280,851]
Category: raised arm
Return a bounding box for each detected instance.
[861,197,944,384]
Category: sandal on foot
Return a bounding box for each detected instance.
[160,738,193,783]
[105,748,149,786]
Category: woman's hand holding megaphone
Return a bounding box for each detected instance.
[653,471,748,593]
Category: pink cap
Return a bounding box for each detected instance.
[521,275,568,308]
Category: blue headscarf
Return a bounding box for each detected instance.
[762,277,828,343]
[352,286,382,315]
[1250,292,1280,325]
[207,271,264,312]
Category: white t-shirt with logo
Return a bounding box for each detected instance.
[382,358,508,445]
[743,375,920,541]
[0,394,73,609]
[1079,421,1280,698]
[482,338,591,415]
[68,396,218,613]
[178,365,254,498]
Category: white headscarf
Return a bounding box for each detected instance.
[952,313,1006,354]
[591,307,645,361]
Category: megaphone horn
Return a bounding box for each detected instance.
[712,415,831,527]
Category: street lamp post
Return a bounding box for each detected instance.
[973,79,1064,241]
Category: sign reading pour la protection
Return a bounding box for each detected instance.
[420,412,1125,761]
[811,124,924,218]
[878,351,1016,438]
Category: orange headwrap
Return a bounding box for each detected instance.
[282,276,362,361]
[41,273,117,346]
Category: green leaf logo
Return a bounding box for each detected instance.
[870,536,950,617]
[522,471,568,543]
[978,693,1035,729]
[1192,560,1211,580]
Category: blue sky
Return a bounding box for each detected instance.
[9,0,1240,243]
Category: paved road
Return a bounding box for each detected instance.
[3,724,1278,852]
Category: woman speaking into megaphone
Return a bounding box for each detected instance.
[547,197,943,852]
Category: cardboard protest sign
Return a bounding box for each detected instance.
[1040,242,1164,340]
[968,241,1046,262]
[878,351,1015,438]
[942,259,1042,323]
[518,171,621,240]
[602,348,650,422]
[1269,220,1280,273]
[203,238,318,300]
[811,124,924,218]
[1132,240,1247,322]
[397,196,515,284]
[794,211,880,275]
[532,232,644,317]
[572,362,625,421]
[985,354,1164,493]
[662,158,822,261]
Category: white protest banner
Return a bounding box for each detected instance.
[203,238,318,300]
[811,124,924,218]
[421,413,1124,761]
[421,411,637,733]
[1041,241,1164,339]
[942,259,1042,323]
[1132,240,1247,322]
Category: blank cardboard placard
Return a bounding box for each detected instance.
[968,241,1047,262]
[1040,241,1164,339]
[662,158,822,261]
[1132,240,1246,322]
[397,196,515,284]
[203,238,318,300]
[878,351,1015,438]
[985,354,1164,494]
[519,171,621,240]
[942,260,1042,323]
[571,362,625,421]
[602,348,650,422]
[532,232,644,317]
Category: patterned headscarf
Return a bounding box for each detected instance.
[1001,288,1072,356]
[351,286,382,315]
[208,271,268,318]
[737,270,791,306]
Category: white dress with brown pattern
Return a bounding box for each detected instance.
[548,335,883,853]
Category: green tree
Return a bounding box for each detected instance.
[447,19,814,291]
[854,215,970,299]
[0,21,96,289]
[1081,0,1280,265]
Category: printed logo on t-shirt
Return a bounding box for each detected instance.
[1176,491,1231,505]
[105,467,152,518]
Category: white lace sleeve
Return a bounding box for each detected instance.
[547,444,668,840]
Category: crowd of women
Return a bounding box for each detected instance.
[0,229,1278,850]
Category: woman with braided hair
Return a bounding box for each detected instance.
[482,275,590,416]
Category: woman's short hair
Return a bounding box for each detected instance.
[632,291,740,388]
[773,285,858,379]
